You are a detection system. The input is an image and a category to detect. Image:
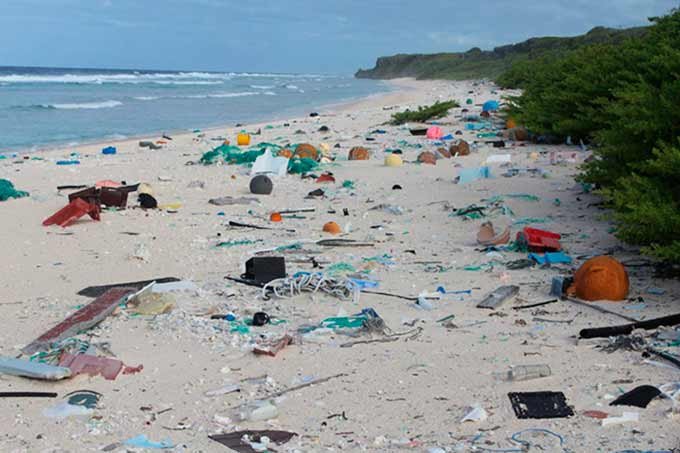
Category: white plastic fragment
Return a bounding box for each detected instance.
[205,384,240,397]
[461,404,488,422]
[251,149,289,177]
[601,411,639,426]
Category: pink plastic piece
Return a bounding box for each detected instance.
[59,353,143,380]
[426,126,443,139]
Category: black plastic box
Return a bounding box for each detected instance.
[243,257,286,284]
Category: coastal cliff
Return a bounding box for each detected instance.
[355,26,646,80]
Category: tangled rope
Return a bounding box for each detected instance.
[262,273,360,303]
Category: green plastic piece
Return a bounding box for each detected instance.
[275,243,303,252]
[342,180,355,189]
[321,316,365,329]
[513,217,550,226]
[216,239,261,248]
[485,193,540,203]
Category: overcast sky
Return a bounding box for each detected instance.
[1,0,677,74]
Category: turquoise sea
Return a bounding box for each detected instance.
[0,66,389,151]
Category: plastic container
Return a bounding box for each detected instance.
[237,133,251,146]
[239,400,278,421]
[494,364,551,382]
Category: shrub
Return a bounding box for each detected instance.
[499,8,680,263]
[389,100,459,125]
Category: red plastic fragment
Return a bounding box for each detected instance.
[315,173,336,183]
[516,227,562,252]
[42,198,100,227]
[582,410,609,419]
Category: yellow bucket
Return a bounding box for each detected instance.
[237,133,251,146]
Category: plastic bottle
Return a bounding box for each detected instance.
[239,400,278,422]
[494,364,551,382]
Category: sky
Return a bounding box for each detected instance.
[0,0,677,74]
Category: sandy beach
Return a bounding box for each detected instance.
[1,78,679,452]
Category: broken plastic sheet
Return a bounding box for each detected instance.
[124,435,175,450]
[0,356,71,380]
[43,401,93,419]
[251,149,289,177]
[458,166,491,184]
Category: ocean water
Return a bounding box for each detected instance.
[0,66,390,151]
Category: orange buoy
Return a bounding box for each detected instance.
[450,140,470,156]
[569,256,629,301]
[270,212,282,222]
[322,221,341,235]
[348,146,370,160]
[417,151,437,165]
[278,148,293,159]
[294,143,318,160]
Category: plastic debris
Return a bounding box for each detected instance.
[457,166,491,184]
[461,404,488,422]
[124,434,175,449]
[0,356,71,381]
[601,411,639,427]
[0,179,29,201]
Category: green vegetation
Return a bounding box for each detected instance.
[355,27,646,81]
[389,100,459,125]
[502,9,680,263]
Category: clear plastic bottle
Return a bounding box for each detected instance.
[494,364,551,382]
[238,400,279,422]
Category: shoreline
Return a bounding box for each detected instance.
[7,79,405,157]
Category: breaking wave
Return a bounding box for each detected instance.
[39,100,123,110]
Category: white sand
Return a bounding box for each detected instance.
[0,79,679,452]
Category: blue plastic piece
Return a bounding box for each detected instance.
[529,251,572,265]
[482,100,500,112]
[349,278,379,290]
[102,146,117,155]
[436,286,472,296]
[458,166,491,184]
[465,123,486,131]
[56,160,80,165]
[124,435,174,449]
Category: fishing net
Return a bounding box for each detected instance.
[0,179,29,201]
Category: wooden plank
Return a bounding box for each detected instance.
[22,287,134,355]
